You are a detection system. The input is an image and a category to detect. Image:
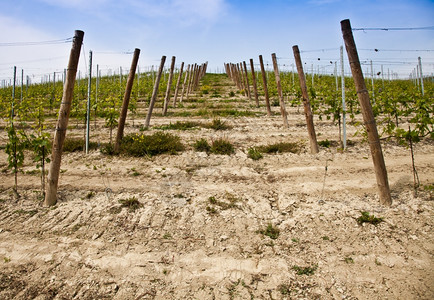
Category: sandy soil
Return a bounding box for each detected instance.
[0,75,433,299]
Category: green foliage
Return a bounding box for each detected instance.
[356,211,383,225]
[155,121,201,131]
[258,223,280,240]
[119,197,142,212]
[258,142,301,154]
[204,119,232,130]
[247,147,263,160]
[292,265,317,276]
[5,125,26,192]
[193,138,211,153]
[118,132,184,157]
[318,139,331,148]
[210,138,235,155]
[63,138,98,152]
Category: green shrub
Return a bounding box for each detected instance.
[258,223,280,239]
[63,138,98,152]
[119,197,142,212]
[258,142,300,154]
[356,211,383,225]
[119,132,184,157]
[211,138,235,155]
[156,121,200,131]
[247,147,263,160]
[292,265,317,276]
[204,119,232,130]
[318,139,331,148]
[193,138,211,153]
[229,91,235,97]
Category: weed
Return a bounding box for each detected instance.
[119,197,142,212]
[206,206,218,214]
[278,283,291,295]
[14,209,38,217]
[4,257,11,263]
[119,132,184,157]
[211,138,235,155]
[291,238,299,243]
[344,257,354,264]
[207,194,240,211]
[292,264,317,276]
[204,119,232,130]
[85,191,95,199]
[163,233,172,239]
[63,138,98,152]
[229,91,235,97]
[130,168,141,176]
[318,139,331,148]
[155,121,200,131]
[322,236,330,241]
[247,147,263,160]
[193,138,211,153]
[258,142,301,154]
[272,98,280,107]
[356,211,383,225]
[258,223,280,240]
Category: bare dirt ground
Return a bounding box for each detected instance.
[0,75,433,299]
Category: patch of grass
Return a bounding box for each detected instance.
[247,147,263,160]
[3,257,11,263]
[14,209,38,217]
[229,91,235,97]
[210,138,235,155]
[193,138,211,153]
[207,194,240,211]
[204,119,232,130]
[119,132,185,157]
[258,223,280,240]
[206,206,218,214]
[63,138,98,152]
[292,264,317,276]
[119,197,142,212]
[85,191,95,199]
[356,211,383,225]
[322,236,330,241]
[291,238,299,243]
[278,283,291,295]
[163,233,172,239]
[155,121,201,131]
[258,142,301,154]
[318,139,331,148]
[212,109,257,117]
[344,257,354,264]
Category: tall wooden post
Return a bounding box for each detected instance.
[292,46,319,154]
[250,59,260,107]
[259,55,272,116]
[145,56,166,128]
[45,30,84,207]
[341,19,392,206]
[85,50,92,154]
[114,48,140,152]
[271,53,289,128]
[180,64,190,103]
[243,61,252,100]
[173,62,184,106]
[163,56,176,115]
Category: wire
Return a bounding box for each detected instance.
[0,37,73,47]
[353,26,434,31]
[359,48,434,52]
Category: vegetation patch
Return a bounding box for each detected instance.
[292,264,317,276]
[113,132,184,157]
[258,141,301,154]
[203,119,232,130]
[356,211,384,225]
[193,138,211,153]
[210,138,235,155]
[258,223,280,240]
[155,121,201,131]
[63,138,98,152]
[119,197,142,212]
[247,147,263,160]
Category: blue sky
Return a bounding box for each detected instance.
[1,0,433,82]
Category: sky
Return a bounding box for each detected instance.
[1,0,433,83]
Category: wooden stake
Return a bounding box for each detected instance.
[271,53,289,128]
[250,59,260,108]
[180,64,190,102]
[292,46,319,154]
[341,19,392,206]
[259,55,272,116]
[114,48,140,152]
[243,61,252,100]
[163,56,176,115]
[44,30,84,207]
[173,62,184,106]
[145,56,166,128]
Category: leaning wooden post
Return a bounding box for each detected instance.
[341,19,392,206]
[243,61,252,100]
[259,55,272,116]
[114,48,140,152]
[163,56,176,115]
[173,61,184,106]
[250,59,260,108]
[271,53,289,128]
[145,55,166,128]
[180,64,190,102]
[292,46,319,154]
[44,30,84,207]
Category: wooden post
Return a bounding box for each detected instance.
[44,30,84,207]
[163,56,176,115]
[292,46,319,154]
[85,50,92,154]
[114,48,140,152]
[259,55,272,116]
[341,19,392,206]
[271,53,289,128]
[180,64,190,102]
[249,59,260,107]
[145,56,166,128]
[173,62,184,106]
[243,61,252,100]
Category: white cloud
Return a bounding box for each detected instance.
[38,0,109,9]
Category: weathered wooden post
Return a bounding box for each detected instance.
[173,62,184,106]
[163,56,176,115]
[180,64,190,102]
[271,53,289,128]
[85,50,92,154]
[243,61,252,100]
[249,59,260,107]
[292,46,319,154]
[341,19,392,206]
[259,55,272,116]
[145,55,166,128]
[114,48,140,152]
[45,30,84,207]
